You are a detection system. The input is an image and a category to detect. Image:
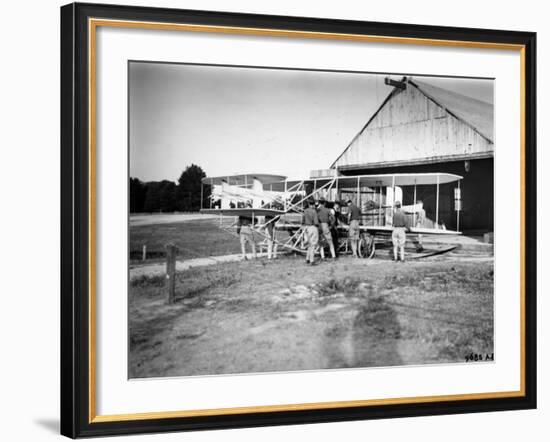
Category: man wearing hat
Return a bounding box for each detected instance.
[302,199,319,265]
[329,201,341,255]
[392,201,408,261]
[264,214,280,260]
[237,206,257,260]
[317,197,336,259]
[346,199,361,258]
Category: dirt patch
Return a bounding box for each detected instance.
[129,256,494,378]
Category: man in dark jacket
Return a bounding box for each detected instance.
[302,199,319,265]
[317,198,336,259]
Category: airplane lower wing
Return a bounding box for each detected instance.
[345,225,461,235]
[200,207,461,235]
[273,222,460,235]
[201,208,287,217]
[407,227,461,235]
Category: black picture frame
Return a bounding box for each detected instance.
[61,2,536,438]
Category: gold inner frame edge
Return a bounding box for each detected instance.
[87,17,527,424]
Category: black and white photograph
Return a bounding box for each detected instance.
[128,62,495,379]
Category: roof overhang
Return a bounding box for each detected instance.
[335,152,493,172]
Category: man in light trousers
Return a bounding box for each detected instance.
[392,201,408,262]
[317,198,336,259]
[302,200,319,265]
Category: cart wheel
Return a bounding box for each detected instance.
[367,239,376,259]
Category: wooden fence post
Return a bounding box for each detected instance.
[165,243,178,304]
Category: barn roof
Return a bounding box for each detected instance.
[409,79,494,142]
[331,77,494,169]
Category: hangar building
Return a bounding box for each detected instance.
[331,77,494,233]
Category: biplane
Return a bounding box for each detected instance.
[200,170,463,259]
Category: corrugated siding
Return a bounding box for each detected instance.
[334,85,493,168]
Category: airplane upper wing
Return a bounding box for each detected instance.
[201,174,286,186]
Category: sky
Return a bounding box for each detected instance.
[129,62,493,183]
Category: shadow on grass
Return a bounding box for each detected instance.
[350,296,403,367]
[321,288,403,369]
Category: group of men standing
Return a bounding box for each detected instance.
[236,210,279,261]
[302,198,337,265]
[302,198,365,264]
[237,198,426,263]
[302,197,426,264]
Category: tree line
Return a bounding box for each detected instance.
[130,164,208,213]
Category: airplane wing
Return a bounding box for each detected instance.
[273,223,460,235]
[339,225,461,235]
[201,208,287,217]
[408,227,461,235]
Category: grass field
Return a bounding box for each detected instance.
[130,219,241,261]
[130,218,291,262]
[129,256,494,378]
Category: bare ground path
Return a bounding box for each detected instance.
[129,255,494,378]
[130,248,492,281]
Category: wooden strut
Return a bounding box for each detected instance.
[413,181,417,227]
[211,217,306,253]
[391,175,395,227]
[285,180,305,211]
[378,184,382,226]
[435,174,440,228]
[222,213,308,255]
[250,223,309,255]
[260,180,303,209]
[456,179,461,231]
[251,178,341,256]
[234,179,314,255]
[392,175,395,207]
[285,178,336,213]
